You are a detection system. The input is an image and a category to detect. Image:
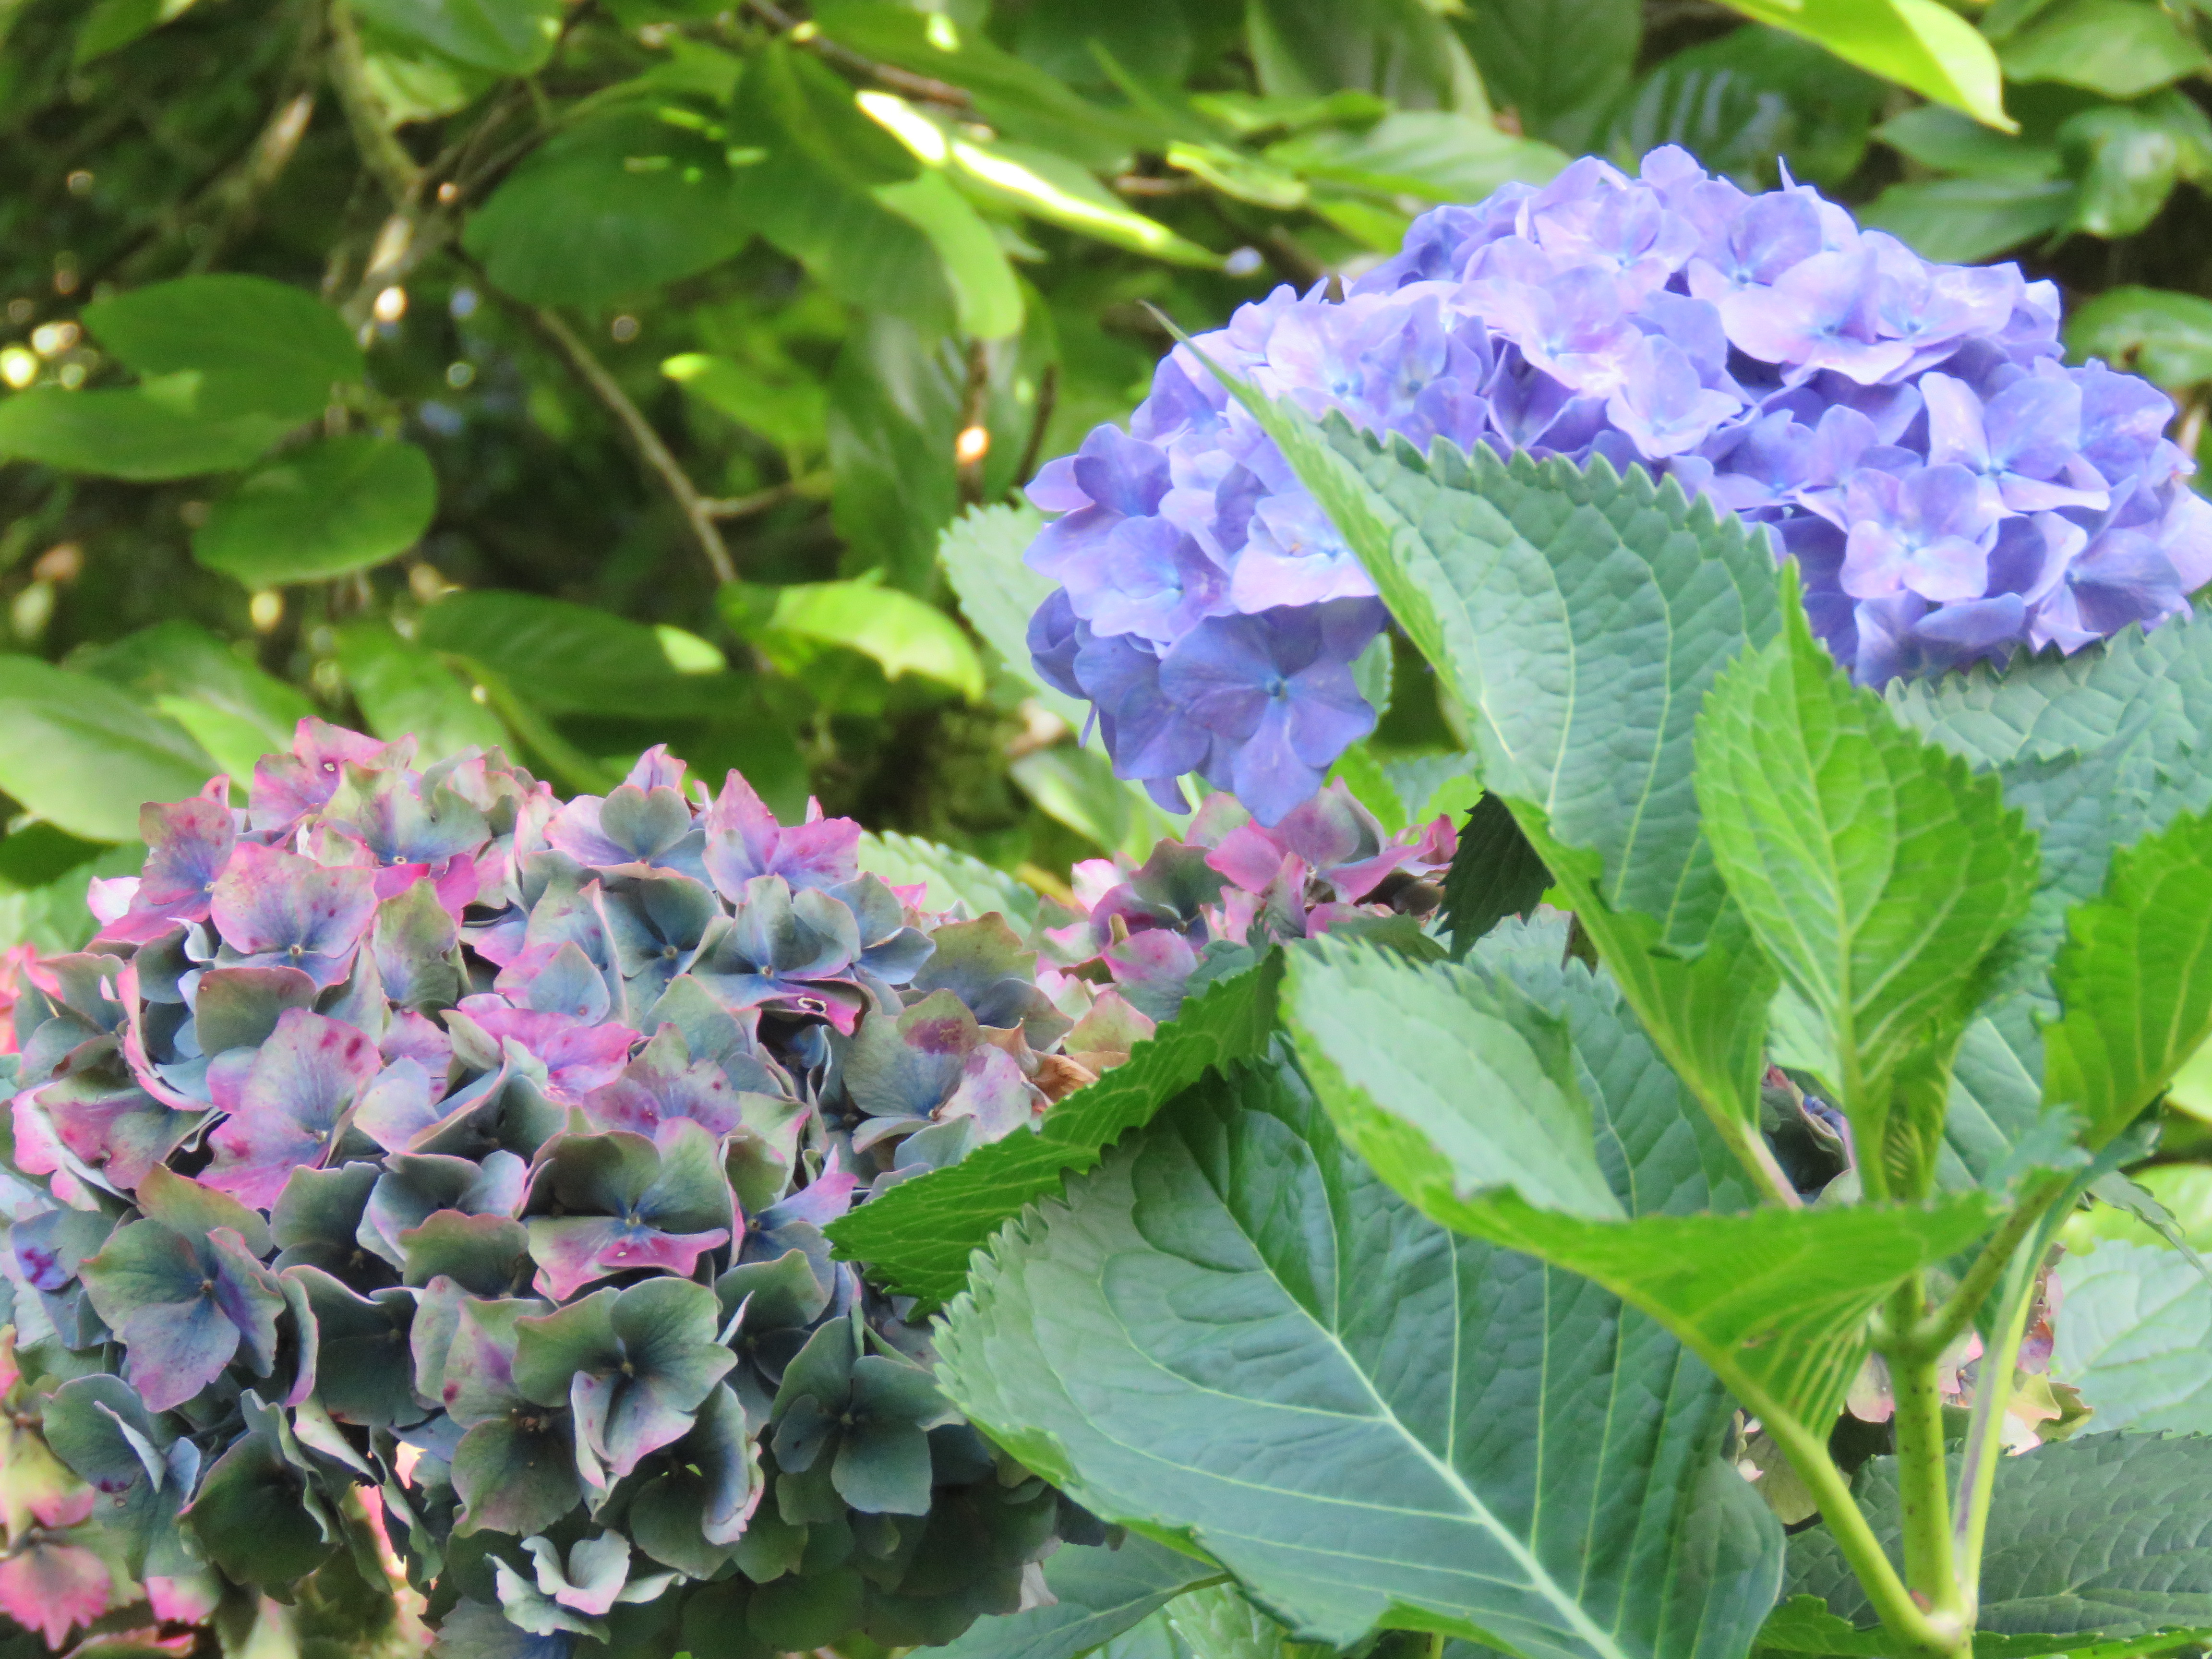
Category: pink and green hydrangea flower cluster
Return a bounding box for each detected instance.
[1025,143,2212,823]
[0,722,1113,1657]
[0,723,1458,1654]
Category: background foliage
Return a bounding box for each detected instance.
[12,0,2212,954]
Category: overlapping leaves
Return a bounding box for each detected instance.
[941,1010,1786,1659]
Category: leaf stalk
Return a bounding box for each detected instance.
[1759,1406,1956,1659]
[1906,1172,2070,1362]
[1951,1238,2044,1609]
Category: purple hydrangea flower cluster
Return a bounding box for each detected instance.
[1025,144,2212,823]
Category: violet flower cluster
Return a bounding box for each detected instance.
[1025,143,2212,822]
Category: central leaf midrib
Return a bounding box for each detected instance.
[1095,1153,1641,1659]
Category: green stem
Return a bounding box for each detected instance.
[1911,1172,2070,1361]
[1952,1245,2043,1610]
[1869,1274,1974,1659]
[1758,1407,1953,1659]
[325,0,423,207]
[1884,1276,1962,1607]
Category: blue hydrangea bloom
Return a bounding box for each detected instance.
[1024,144,2212,823]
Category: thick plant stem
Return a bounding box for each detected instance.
[1953,1246,2042,1608]
[1881,1273,1973,1657]
[1759,1408,1952,1659]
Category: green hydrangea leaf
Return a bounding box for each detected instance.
[81,272,364,423]
[1230,389,1784,1191]
[1284,936,1998,1433]
[926,1535,1225,1659]
[1786,1434,2212,1637]
[1695,587,2038,1175]
[2052,1241,2212,1435]
[859,830,1042,938]
[2042,807,2212,1149]
[1441,792,1550,956]
[939,1052,1784,1658]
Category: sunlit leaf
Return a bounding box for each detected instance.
[1717,0,2012,131]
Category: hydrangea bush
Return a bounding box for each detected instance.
[0,721,1455,1656]
[921,232,2212,1659]
[1026,144,2212,820]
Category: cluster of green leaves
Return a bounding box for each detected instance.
[0,0,1585,954]
[890,403,2212,1659]
[3,0,2201,966]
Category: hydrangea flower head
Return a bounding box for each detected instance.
[1025,144,2212,823]
[0,723,1127,1651]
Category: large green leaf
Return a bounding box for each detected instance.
[0,657,216,842]
[192,436,437,586]
[73,0,209,65]
[0,387,286,481]
[1696,594,2036,1148]
[1264,112,1566,204]
[939,1046,1784,1659]
[1601,26,1885,192]
[728,578,984,702]
[1459,0,1639,149]
[81,273,363,423]
[813,0,1161,171]
[1786,1434,2212,1637]
[877,169,1024,341]
[2042,807,2212,1149]
[1166,1587,1326,1659]
[722,45,953,332]
[2058,93,2212,240]
[1010,745,1185,864]
[1886,610,2212,1009]
[1244,0,1485,111]
[1265,438,1784,942]
[334,623,508,764]
[1937,999,2057,1192]
[2052,1242,2212,1436]
[1875,106,2061,180]
[927,1536,1224,1659]
[1860,177,2075,264]
[350,0,561,74]
[463,107,755,307]
[73,619,313,761]
[1998,0,2211,99]
[415,590,744,718]
[1284,937,1997,1433]
[1241,403,1782,1177]
[2067,287,2212,392]
[1716,0,2010,130]
[822,313,969,595]
[1465,915,1760,1220]
[1442,793,1552,956]
[826,953,1283,1308]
